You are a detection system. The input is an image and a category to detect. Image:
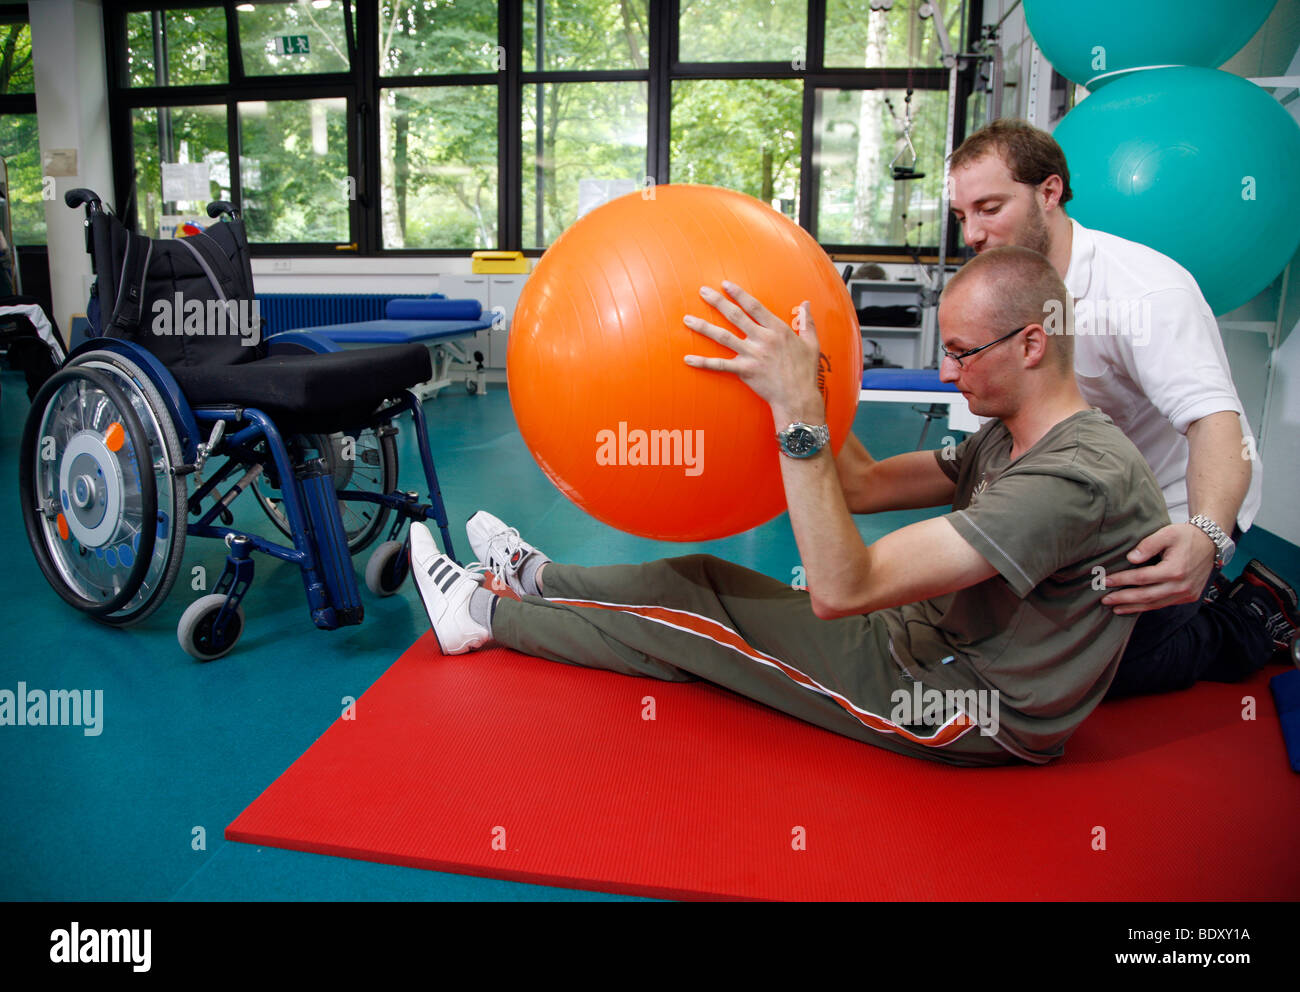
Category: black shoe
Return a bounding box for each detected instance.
[1229,559,1300,653]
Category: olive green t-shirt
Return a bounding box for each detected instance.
[873,408,1169,763]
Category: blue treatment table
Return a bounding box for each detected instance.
[289,317,493,399]
[860,367,980,434]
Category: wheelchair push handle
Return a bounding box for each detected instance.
[207,201,240,220]
[64,188,103,216]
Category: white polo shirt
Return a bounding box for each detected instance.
[1063,219,1261,530]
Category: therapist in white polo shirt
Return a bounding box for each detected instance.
[924,119,1293,695]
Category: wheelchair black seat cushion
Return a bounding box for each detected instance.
[168,343,434,434]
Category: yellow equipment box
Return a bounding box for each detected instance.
[471,250,530,274]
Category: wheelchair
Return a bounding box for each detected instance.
[18,189,461,660]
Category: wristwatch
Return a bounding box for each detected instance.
[1188,513,1235,569]
[776,422,830,459]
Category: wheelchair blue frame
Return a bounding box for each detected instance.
[19,189,467,660]
[55,335,459,646]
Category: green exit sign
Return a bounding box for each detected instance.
[274,35,310,55]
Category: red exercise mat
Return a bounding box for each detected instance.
[227,634,1300,901]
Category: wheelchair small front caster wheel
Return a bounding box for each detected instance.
[177,594,245,661]
[465,377,478,395]
[365,539,409,597]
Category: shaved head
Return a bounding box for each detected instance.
[943,246,1074,373]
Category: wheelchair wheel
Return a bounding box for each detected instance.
[20,367,159,619]
[364,539,409,597]
[66,350,188,625]
[252,428,397,554]
[177,593,244,662]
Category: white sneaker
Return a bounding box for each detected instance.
[409,523,490,654]
[466,511,546,597]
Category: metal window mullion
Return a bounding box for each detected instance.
[500,0,522,250]
[798,0,824,233]
[517,68,647,84]
[378,71,500,88]
[355,0,379,253]
[533,0,544,245]
[798,78,816,234]
[807,0,825,70]
[226,0,246,85]
[647,0,670,187]
[102,3,137,223]
[227,97,240,215]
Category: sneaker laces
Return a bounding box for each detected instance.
[1263,611,1296,643]
[485,527,527,573]
[1241,596,1298,645]
[461,560,491,584]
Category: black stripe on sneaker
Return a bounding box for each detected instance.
[439,573,459,593]
[432,561,453,585]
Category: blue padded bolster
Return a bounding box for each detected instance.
[1269,669,1300,773]
[861,368,959,391]
[386,298,483,321]
[296,318,491,344]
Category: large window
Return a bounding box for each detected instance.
[381,85,499,248]
[815,86,949,249]
[126,6,229,85]
[521,0,649,248]
[671,78,802,218]
[678,0,806,63]
[105,0,976,254]
[130,104,229,236]
[378,0,500,249]
[0,8,44,247]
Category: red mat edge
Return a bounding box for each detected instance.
[222,826,763,902]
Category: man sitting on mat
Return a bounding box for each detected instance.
[409,246,1169,767]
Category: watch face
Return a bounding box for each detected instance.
[785,426,815,455]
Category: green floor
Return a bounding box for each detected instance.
[2,368,1295,901]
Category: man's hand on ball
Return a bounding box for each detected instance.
[684,281,826,420]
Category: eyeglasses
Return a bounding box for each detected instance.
[940,325,1029,369]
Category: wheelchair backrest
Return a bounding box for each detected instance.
[86,204,264,368]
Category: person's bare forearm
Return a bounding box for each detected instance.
[834,433,875,509]
[774,404,872,617]
[1185,411,1250,534]
[835,433,956,514]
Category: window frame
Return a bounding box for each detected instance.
[0,4,41,248]
[102,0,982,257]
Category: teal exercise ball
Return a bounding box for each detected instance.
[1054,66,1300,315]
[1023,0,1277,88]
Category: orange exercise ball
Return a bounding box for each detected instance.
[508,184,862,541]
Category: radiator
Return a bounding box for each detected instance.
[255,293,426,335]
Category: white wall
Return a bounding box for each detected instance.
[250,255,481,294]
[29,0,114,337]
[1250,24,1300,545]
[1257,253,1300,544]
